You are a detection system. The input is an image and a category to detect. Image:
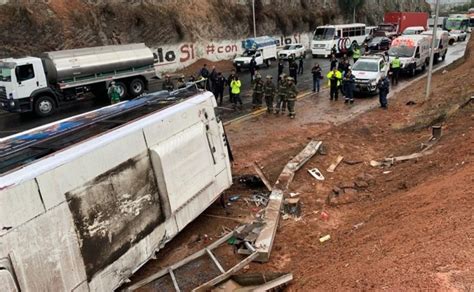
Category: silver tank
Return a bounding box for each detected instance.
[41,43,155,84]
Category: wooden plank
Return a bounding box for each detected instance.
[327,155,344,173]
[253,162,272,191]
[206,248,225,274]
[169,269,181,292]
[254,140,322,263]
[127,231,235,290]
[192,252,259,292]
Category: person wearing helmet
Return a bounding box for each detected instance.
[252,74,264,109]
[162,74,175,91]
[286,77,298,119]
[263,75,276,114]
[176,75,186,89]
[275,74,288,115]
[107,81,121,104]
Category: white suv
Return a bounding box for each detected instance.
[278,44,306,60]
[352,55,390,94]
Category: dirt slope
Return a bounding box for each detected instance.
[0,0,428,57]
[128,37,473,290]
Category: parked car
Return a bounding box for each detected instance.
[402,26,426,35]
[368,36,392,52]
[352,55,390,95]
[449,30,467,43]
[278,43,306,60]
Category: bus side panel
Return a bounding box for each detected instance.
[0,203,87,291]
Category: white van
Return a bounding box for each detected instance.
[388,35,431,76]
[233,36,277,71]
[402,26,426,35]
[421,30,449,63]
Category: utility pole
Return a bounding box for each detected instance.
[353,6,356,23]
[252,0,257,38]
[426,0,440,100]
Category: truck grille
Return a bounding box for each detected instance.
[0,86,6,100]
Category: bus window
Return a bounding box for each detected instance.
[313,27,336,41]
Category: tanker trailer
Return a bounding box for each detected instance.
[0,43,157,117]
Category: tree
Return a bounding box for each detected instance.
[338,0,366,22]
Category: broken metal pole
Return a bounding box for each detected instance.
[254,140,322,262]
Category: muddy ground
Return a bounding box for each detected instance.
[128,38,474,291]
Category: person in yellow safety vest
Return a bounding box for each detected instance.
[352,46,361,64]
[230,75,242,110]
[327,68,342,101]
[390,56,401,86]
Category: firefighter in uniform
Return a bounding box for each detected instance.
[275,74,288,115]
[252,74,264,109]
[263,75,276,113]
[286,77,298,119]
[352,46,361,64]
[327,68,342,101]
[162,74,175,91]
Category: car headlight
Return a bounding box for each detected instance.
[369,79,377,86]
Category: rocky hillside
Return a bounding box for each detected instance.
[0,0,429,57]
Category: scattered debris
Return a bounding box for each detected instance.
[253,162,273,191]
[237,175,265,189]
[289,192,300,198]
[327,155,344,173]
[320,211,330,221]
[318,144,328,155]
[383,171,392,174]
[370,150,434,168]
[126,229,258,292]
[249,193,269,207]
[354,180,369,189]
[229,195,240,202]
[343,160,363,165]
[204,214,247,223]
[308,167,325,180]
[339,181,355,189]
[283,198,301,217]
[254,140,323,262]
[353,222,365,230]
[332,186,343,195]
[212,272,293,292]
[319,235,331,243]
[406,100,417,106]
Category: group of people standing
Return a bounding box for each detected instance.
[250,73,298,118]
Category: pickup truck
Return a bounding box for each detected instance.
[352,55,390,94]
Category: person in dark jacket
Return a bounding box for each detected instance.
[200,64,210,90]
[330,54,338,70]
[298,57,304,75]
[278,59,284,77]
[377,76,390,109]
[213,72,226,106]
[289,60,298,84]
[343,69,356,104]
[249,57,257,82]
[209,66,218,92]
[311,63,322,93]
[331,44,337,56]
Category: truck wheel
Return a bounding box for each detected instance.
[129,78,145,97]
[411,66,416,77]
[115,81,128,100]
[433,53,439,64]
[266,59,271,67]
[34,96,56,117]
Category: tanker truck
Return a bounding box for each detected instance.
[0,43,157,117]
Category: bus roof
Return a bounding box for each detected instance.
[316,23,366,29]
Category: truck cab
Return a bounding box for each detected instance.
[402,26,426,35]
[0,57,49,115]
[388,35,430,76]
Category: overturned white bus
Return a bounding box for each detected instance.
[0,87,233,291]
